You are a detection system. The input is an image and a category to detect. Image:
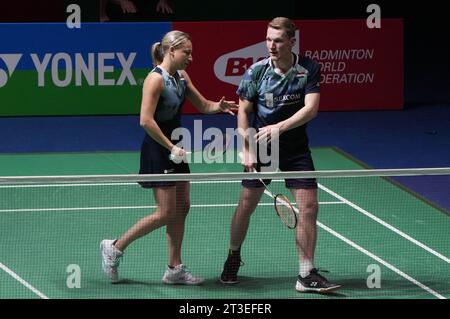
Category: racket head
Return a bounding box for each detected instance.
[203,132,232,161]
[274,194,297,229]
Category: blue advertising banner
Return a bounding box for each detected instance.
[0,22,171,115]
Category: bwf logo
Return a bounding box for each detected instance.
[0,54,22,88]
[213,30,300,86]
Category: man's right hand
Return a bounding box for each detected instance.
[240,150,257,172]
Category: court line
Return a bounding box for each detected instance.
[0,181,240,189]
[0,262,49,299]
[318,183,450,265]
[317,222,446,299]
[0,180,252,188]
[260,190,446,299]
[0,202,344,213]
[0,179,302,188]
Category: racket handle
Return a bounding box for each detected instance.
[237,151,256,170]
[169,151,191,162]
[238,152,300,218]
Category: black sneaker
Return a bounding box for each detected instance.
[220,250,243,284]
[295,268,341,293]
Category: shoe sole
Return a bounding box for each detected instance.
[219,277,239,285]
[162,279,204,285]
[296,283,342,294]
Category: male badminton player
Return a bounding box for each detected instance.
[219,17,341,293]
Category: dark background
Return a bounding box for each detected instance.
[1,0,449,106]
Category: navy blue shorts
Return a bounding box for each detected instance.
[138,134,190,188]
[241,150,317,189]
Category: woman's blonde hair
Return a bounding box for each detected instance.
[151,30,191,66]
[268,17,296,39]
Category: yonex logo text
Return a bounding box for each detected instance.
[31,52,137,87]
[0,52,137,88]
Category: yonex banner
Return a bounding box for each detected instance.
[174,19,403,112]
[0,20,403,116]
[0,23,169,116]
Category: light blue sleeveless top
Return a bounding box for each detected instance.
[152,66,187,123]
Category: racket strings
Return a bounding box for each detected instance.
[237,151,297,229]
[275,195,297,229]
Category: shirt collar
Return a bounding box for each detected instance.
[269,53,298,74]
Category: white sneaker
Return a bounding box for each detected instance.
[162,264,204,285]
[100,239,123,283]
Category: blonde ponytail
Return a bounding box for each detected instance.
[151,42,164,66]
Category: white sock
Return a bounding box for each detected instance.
[299,259,314,278]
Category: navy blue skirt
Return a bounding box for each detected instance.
[138,133,190,188]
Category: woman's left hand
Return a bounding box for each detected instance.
[218,96,239,115]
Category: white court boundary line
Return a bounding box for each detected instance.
[0,179,281,188]
[0,262,49,299]
[260,189,446,299]
[0,201,344,213]
[1,181,242,188]
[317,222,446,299]
[318,183,450,265]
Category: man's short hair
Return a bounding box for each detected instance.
[268,17,296,39]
